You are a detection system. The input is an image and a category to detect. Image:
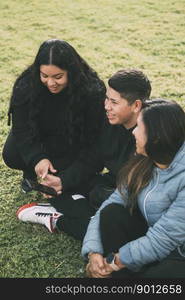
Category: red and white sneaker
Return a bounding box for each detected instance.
[16,202,62,233]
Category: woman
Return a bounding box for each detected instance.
[81,99,185,278]
[2,39,106,192]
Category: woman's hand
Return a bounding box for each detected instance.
[103,253,126,272]
[42,174,62,198]
[86,253,112,278]
[35,159,57,179]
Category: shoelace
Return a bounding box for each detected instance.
[35,212,53,217]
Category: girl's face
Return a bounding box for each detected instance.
[132,112,147,156]
[40,64,68,94]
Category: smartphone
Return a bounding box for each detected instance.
[25,179,58,197]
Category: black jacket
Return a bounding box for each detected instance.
[10,74,106,170]
[60,120,136,191]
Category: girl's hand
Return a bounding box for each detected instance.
[35,159,57,179]
[103,253,126,272]
[42,174,62,198]
[86,253,112,278]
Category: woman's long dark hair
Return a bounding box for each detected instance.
[118,99,185,212]
[8,39,105,144]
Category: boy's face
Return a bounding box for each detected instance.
[105,86,138,129]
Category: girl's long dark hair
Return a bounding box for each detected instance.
[118,99,185,212]
[8,39,105,145]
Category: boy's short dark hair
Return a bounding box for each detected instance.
[108,69,151,104]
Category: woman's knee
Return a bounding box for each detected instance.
[2,139,12,167]
[100,203,124,224]
[2,132,23,169]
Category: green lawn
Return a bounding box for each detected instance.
[0,0,185,278]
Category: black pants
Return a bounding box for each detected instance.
[49,182,114,241]
[2,130,36,179]
[100,203,185,278]
[46,170,115,241]
[49,193,94,240]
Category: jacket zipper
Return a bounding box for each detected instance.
[143,170,159,223]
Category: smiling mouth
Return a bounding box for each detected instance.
[49,87,58,92]
[48,87,59,93]
[106,113,115,119]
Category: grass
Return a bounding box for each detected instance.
[0,0,185,278]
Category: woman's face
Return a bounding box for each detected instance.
[40,64,68,94]
[132,112,147,156]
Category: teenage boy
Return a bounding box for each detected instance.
[16,69,152,240]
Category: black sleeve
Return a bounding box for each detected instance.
[11,89,49,168]
[59,139,104,191]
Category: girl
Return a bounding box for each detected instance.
[2,39,106,192]
[82,99,185,278]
